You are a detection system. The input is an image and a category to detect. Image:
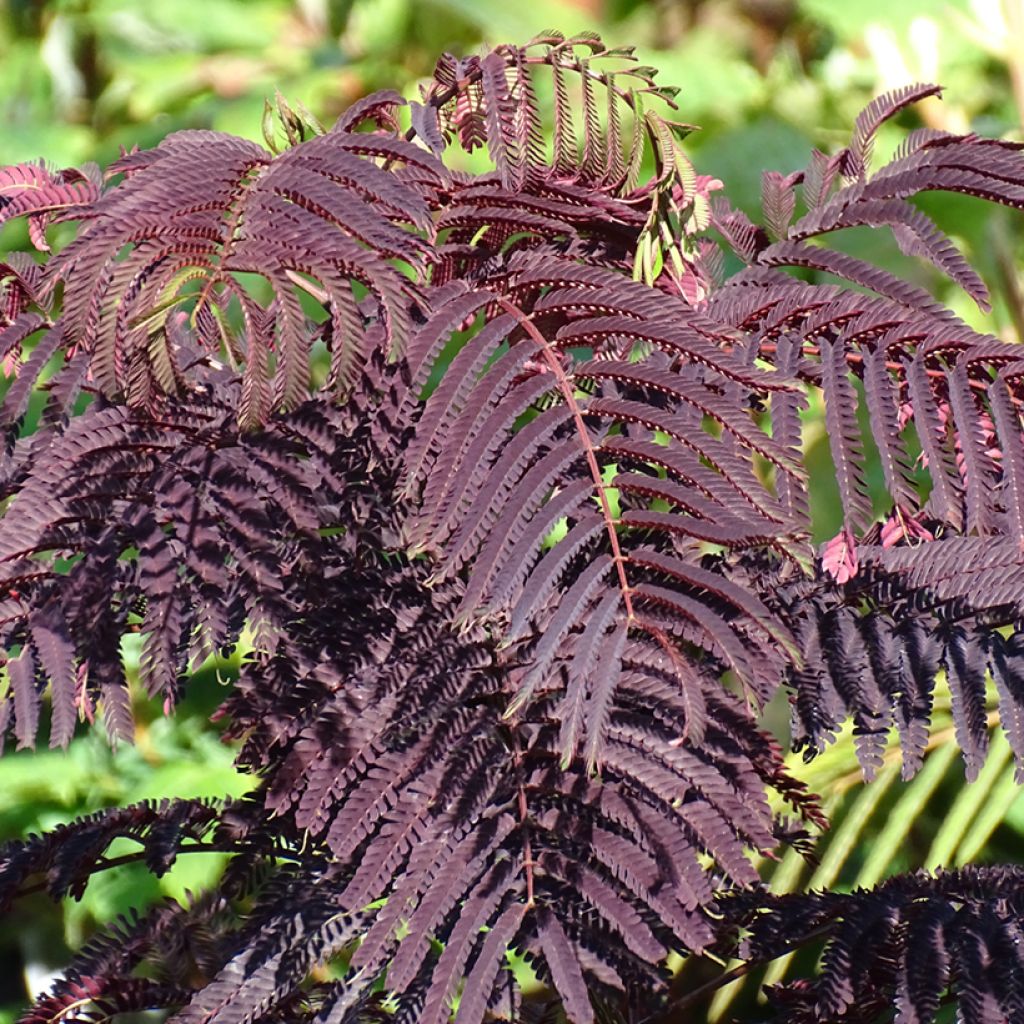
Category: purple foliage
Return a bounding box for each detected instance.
[1,31,1024,1024]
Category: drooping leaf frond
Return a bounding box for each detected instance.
[0,799,230,908]
[725,866,1024,1024]
[0,385,381,744]
[7,130,450,428]
[421,33,691,195]
[0,161,100,252]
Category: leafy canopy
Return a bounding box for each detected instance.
[2,31,1024,1024]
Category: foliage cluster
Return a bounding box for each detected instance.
[4,27,1024,1024]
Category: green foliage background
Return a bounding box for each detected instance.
[2,0,1024,1016]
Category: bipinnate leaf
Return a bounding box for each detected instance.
[2,37,1024,1024]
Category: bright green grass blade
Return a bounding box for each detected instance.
[924,729,1011,871]
[956,757,1024,865]
[854,739,960,890]
[806,758,901,891]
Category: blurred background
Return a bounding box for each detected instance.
[2,0,1024,1018]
